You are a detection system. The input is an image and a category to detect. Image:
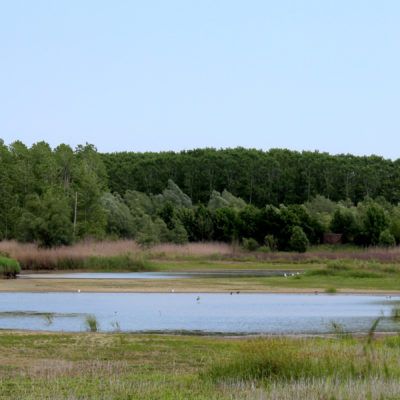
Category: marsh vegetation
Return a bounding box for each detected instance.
[1,331,400,399]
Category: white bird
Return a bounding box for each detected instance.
[171,289,175,293]
[284,273,287,278]
[77,289,81,293]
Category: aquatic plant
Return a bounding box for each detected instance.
[110,321,121,332]
[85,314,99,332]
[43,313,54,326]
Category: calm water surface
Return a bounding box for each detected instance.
[0,293,398,334]
[20,271,296,279]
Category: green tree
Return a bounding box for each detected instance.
[379,229,396,247]
[16,191,73,247]
[73,144,107,238]
[358,201,389,246]
[289,226,309,253]
[330,207,359,243]
[101,193,136,238]
[0,140,16,239]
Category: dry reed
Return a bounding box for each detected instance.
[1,239,400,271]
[0,240,237,270]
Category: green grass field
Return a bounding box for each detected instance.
[1,331,400,399]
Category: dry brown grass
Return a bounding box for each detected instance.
[0,240,237,270]
[2,239,400,272]
[149,242,236,258]
[0,240,141,269]
[0,240,140,262]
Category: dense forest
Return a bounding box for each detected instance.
[1,140,400,251]
[103,148,400,206]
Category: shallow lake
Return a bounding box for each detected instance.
[20,271,298,279]
[0,293,399,334]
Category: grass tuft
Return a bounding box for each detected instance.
[85,315,99,332]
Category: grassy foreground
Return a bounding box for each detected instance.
[1,331,400,399]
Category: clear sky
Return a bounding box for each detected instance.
[1,1,399,158]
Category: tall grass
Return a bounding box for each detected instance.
[0,240,151,271]
[148,242,236,259]
[0,240,141,270]
[85,315,99,332]
[0,240,237,270]
[205,337,398,384]
[253,245,400,263]
[1,239,400,271]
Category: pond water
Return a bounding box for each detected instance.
[20,270,299,279]
[20,272,186,280]
[0,293,398,334]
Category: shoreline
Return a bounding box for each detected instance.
[1,279,400,295]
[1,329,399,338]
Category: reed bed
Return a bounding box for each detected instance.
[252,245,400,264]
[148,242,236,258]
[1,239,400,271]
[0,240,237,270]
[0,240,146,270]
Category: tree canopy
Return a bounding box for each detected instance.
[1,140,400,250]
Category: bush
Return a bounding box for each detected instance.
[379,229,396,247]
[330,207,358,243]
[0,256,21,278]
[289,226,309,253]
[258,245,271,253]
[264,235,277,251]
[242,238,259,251]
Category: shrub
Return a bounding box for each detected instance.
[0,256,21,278]
[264,235,277,251]
[258,245,271,253]
[242,238,259,251]
[379,229,396,248]
[289,227,309,253]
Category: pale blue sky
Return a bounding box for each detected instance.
[1,1,399,157]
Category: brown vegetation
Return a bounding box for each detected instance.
[0,240,235,270]
[1,239,400,271]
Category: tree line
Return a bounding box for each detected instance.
[102,148,400,207]
[1,140,400,250]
